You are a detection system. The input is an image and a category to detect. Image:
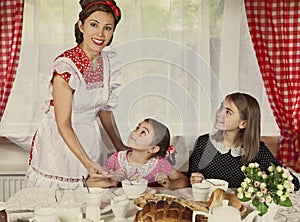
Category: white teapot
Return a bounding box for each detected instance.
[192,200,258,222]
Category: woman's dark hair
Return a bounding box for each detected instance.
[144,118,171,159]
[74,0,121,45]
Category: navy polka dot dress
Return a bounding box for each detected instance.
[187,134,299,190]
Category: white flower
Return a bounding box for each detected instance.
[237,192,244,199]
[244,177,251,184]
[241,165,246,172]
[245,191,252,198]
[249,163,255,168]
[289,183,295,192]
[280,195,287,201]
[237,187,243,193]
[254,162,259,168]
[265,195,272,203]
[276,166,282,172]
[285,191,290,197]
[268,165,274,172]
[276,190,283,196]
[262,173,268,180]
[282,172,289,179]
[248,186,254,193]
[277,184,284,190]
[260,183,267,189]
[241,181,248,188]
[256,191,263,197]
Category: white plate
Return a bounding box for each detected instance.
[114,187,156,199]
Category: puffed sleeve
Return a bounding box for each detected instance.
[53,57,81,90]
[41,58,82,113]
[102,50,122,111]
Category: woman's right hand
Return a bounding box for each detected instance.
[190,172,205,184]
[88,161,110,178]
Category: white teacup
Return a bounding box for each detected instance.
[84,188,103,205]
[34,207,57,222]
[192,182,210,201]
[111,195,130,220]
[84,188,103,221]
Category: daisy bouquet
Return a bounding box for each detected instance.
[237,162,294,216]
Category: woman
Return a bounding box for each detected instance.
[188,92,299,190]
[25,0,127,188]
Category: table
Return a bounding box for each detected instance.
[5,187,300,222]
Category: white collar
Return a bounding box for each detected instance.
[209,133,244,157]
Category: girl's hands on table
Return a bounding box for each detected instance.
[155,173,171,188]
[190,172,205,184]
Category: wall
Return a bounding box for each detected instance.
[0,139,28,202]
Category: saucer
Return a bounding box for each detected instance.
[114,187,156,199]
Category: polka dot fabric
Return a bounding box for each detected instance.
[187,134,299,189]
[55,71,71,82]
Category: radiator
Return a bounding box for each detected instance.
[0,175,25,202]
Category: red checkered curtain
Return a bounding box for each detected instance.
[0,0,24,120]
[245,0,300,171]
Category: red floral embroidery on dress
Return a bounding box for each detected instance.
[55,45,104,89]
[31,165,81,183]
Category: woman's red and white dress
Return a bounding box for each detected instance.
[25,45,121,188]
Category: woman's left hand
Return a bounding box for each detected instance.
[105,169,127,181]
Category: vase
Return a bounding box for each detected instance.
[253,202,279,222]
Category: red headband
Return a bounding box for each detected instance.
[84,1,120,18]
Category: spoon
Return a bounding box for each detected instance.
[82,175,90,193]
[127,177,133,185]
[205,179,218,186]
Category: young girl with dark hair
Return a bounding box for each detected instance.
[88,118,189,189]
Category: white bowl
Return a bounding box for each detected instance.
[121,179,148,199]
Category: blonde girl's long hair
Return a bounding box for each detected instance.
[228,92,261,163]
[212,93,261,163]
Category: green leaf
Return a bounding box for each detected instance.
[239,197,251,202]
[256,202,268,216]
[278,198,292,207]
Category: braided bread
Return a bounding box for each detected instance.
[134,194,208,222]
[134,200,193,222]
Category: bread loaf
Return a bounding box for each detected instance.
[134,200,193,222]
[134,194,208,222]
[207,188,246,216]
[134,189,246,221]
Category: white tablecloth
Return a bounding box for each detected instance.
[5,187,300,222]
